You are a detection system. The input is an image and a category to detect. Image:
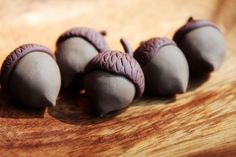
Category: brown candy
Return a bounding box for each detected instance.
[55,27,109,89]
[1,44,61,107]
[134,37,189,96]
[84,39,145,117]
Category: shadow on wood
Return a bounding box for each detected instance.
[187,74,210,92]
[0,89,45,119]
[47,91,125,125]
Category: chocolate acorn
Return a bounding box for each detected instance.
[173,17,226,76]
[84,39,145,117]
[0,44,61,108]
[134,37,189,96]
[55,27,109,89]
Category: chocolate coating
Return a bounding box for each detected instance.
[10,52,61,107]
[84,43,145,117]
[1,44,61,107]
[85,71,135,117]
[173,17,226,76]
[143,45,189,95]
[56,27,109,88]
[134,37,189,96]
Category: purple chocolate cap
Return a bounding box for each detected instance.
[85,50,145,98]
[0,44,54,92]
[134,37,176,66]
[56,27,109,52]
[173,17,220,44]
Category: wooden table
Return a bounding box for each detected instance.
[0,0,236,156]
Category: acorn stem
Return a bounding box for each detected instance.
[100,31,107,36]
[120,38,132,56]
[188,16,194,22]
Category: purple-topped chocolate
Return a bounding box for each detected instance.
[134,37,176,66]
[173,17,226,76]
[134,37,189,96]
[0,44,61,108]
[86,50,144,98]
[173,17,219,44]
[55,27,109,89]
[1,44,54,92]
[84,38,145,117]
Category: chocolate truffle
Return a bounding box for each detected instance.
[173,17,226,76]
[134,37,189,96]
[84,39,145,117]
[55,27,109,89]
[1,44,61,108]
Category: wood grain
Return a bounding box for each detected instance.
[0,0,236,156]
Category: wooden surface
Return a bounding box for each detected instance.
[0,0,236,156]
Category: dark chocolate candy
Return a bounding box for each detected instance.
[173,17,226,76]
[1,44,54,91]
[84,39,145,117]
[86,50,145,97]
[85,71,136,117]
[1,44,61,107]
[134,37,189,96]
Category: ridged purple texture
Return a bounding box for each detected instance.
[56,27,109,52]
[85,50,145,98]
[0,44,54,92]
[173,18,220,45]
[134,37,176,66]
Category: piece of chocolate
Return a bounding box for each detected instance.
[55,27,109,89]
[134,37,189,96]
[84,38,145,117]
[0,44,61,108]
[173,17,226,76]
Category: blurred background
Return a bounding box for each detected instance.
[0,0,235,64]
